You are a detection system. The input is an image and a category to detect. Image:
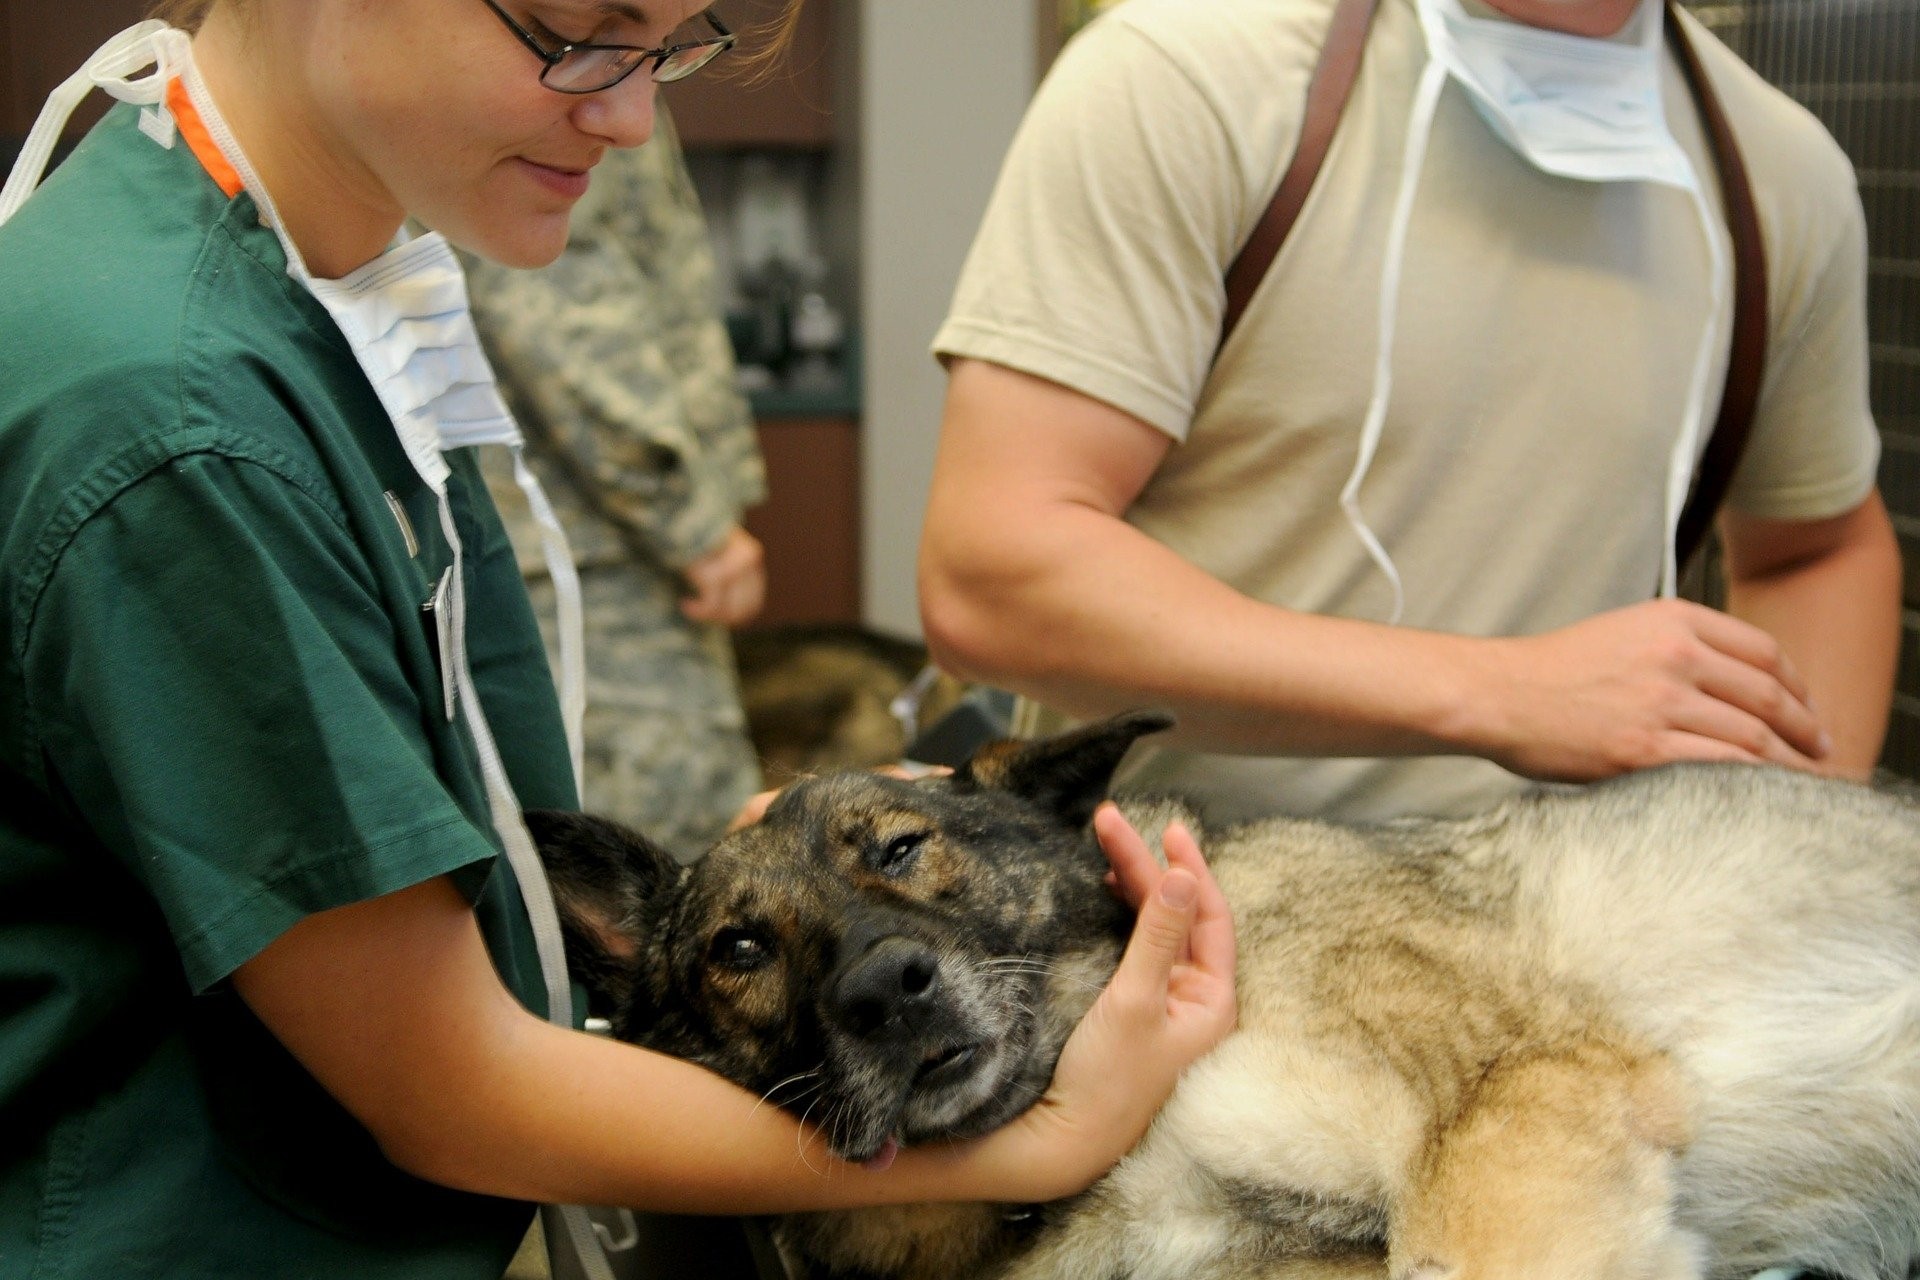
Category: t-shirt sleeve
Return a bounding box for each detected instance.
[932,16,1277,441]
[1724,136,1881,521]
[22,449,500,992]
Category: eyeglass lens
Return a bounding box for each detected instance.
[540,33,730,92]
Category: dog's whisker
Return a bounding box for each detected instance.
[754,1066,827,1117]
[795,1093,830,1177]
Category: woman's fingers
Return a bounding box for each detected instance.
[1093,802,1157,911]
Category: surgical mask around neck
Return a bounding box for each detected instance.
[1418,0,1695,188]
[1341,0,1727,622]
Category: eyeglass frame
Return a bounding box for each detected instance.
[479,1,737,93]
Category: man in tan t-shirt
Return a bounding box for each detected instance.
[922,0,1899,823]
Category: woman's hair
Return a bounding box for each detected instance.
[735,1,809,84]
[147,0,216,32]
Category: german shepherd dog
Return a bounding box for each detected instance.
[529,712,1920,1280]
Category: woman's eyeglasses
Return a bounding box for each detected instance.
[480,2,736,94]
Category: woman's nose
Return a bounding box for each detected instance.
[571,72,658,149]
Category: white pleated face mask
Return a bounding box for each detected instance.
[1420,0,1700,188]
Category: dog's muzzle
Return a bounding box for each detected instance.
[832,935,944,1039]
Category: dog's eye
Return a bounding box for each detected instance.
[876,832,926,875]
[708,928,774,973]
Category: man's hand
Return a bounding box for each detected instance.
[680,525,765,628]
[1471,598,1831,781]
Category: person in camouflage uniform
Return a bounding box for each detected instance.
[464,107,768,862]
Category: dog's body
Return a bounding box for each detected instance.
[532,714,1920,1280]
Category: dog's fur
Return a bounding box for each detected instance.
[530,712,1920,1280]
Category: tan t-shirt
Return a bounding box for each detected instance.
[933,0,1878,823]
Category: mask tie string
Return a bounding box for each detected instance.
[512,445,588,786]
[0,21,178,226]
[1342,56,1449,627]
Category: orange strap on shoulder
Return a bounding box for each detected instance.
[166,76,244,199]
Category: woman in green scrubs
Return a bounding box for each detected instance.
[0,2,1236,1276]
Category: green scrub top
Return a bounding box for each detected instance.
[0,101,580,1277]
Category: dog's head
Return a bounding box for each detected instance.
[528,710,1173,1166]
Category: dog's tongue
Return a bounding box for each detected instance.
[861,1137,900,1173]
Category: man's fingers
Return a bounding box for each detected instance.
[1688,605,1814,707]
[1668,696,1822,772]
[1692,658,1830,762]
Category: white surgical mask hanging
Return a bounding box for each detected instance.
[1343,0,1730,621]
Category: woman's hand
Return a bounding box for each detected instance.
[679,525,766,628]
[982,804,1236,1202]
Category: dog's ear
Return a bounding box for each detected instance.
[957,709,1175,827]
[524,810,683,1020]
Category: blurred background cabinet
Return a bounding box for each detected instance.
[666,0,835,149]
[669,0,865,628]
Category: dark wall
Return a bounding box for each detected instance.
[1690,0,1919,776]
[5,0,153,141]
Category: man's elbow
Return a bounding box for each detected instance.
[919,565,1005,687]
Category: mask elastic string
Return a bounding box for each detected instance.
[435,494,619,1280]
[1343,57,1449,627]
[436,498,575,1025]
[0,21,175,226]
[1660,181,1730,596]
[512,446,587,790]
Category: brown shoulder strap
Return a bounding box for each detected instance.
[1667,0,1769,568]
[1219,0,1379,350]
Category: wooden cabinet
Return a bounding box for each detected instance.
[666,0,835,149]
[742,415,861,627]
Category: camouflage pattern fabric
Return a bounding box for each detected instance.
[464,110,766,860]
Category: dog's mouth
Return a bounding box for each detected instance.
[818,1014,1041,1166]
[852,1043,975,1174]
[810,948,1103,1167]
[915,1040,980,1087]
[831,1038,998,1167]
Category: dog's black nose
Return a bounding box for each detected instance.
[833,937,942,1039]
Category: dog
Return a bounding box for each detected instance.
[529,711,1920,1280]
